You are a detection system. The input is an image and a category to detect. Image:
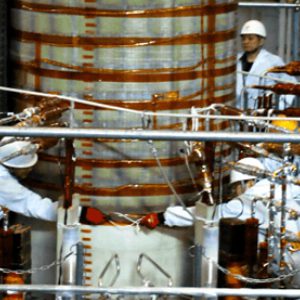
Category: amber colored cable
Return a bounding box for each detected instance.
[13,1,237,18]
[12,28,236,47]
[13,60,236,82]
[39,55,236,74]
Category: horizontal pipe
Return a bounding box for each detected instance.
[2,285,300,297]
[0,126,299,144]
[239,2,300,9]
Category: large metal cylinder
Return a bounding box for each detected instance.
[10,0,237,212]
[9,0,237,289]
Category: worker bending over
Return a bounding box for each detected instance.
[0,139,57,221]
[0,138,106,225]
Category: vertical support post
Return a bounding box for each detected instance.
[292,6,299,61]
[278,2,286,60]
[75,242,84,300]
[278,143,291,286]
[194,201,217,300]
[286,8,293,63]
[0,0,7,112]
[64,138,75,209]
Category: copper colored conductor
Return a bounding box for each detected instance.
[252,83,300,96]
[268,61,300,76]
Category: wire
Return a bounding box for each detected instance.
[238,70,299,85]
[0,246,76,275]
[202,251,300,285]
[148,140,193,215]
[0,85,139,115]
[1,85,300,122]
[148,140,218,224]
[109,212,143,232]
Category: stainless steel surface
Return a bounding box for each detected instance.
[98,254,120,288]
[0,126,299,144]
[2,285,300,297]
[75,242,84,300]
[136,253,173,287]
[293,9,300,60]
[239,2,300,8]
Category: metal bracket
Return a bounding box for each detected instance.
[136,253,173,288]
[98,254,121,288]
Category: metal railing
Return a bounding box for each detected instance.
[239,2,300,9]
[1,285,300,298]
[0,126,299,144]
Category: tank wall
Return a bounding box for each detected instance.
[9,0,237,289]
[10,0,237,213]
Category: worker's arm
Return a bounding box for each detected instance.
[140,205,195,228]
[0,165,57,221]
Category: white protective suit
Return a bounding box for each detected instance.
[0,164,58,221]
[219,179,300,232]
[221,179,300,288]
[164,179,300,287]
[236,48,297,110]
[165,179,300,231]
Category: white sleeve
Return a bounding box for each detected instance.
[217,195,269,229]
[163,206,195,227]
[270,56,297,109]
[243,178,300,201]
[217,199,245,218]
[278,94,295,110]
[0,166,57,221]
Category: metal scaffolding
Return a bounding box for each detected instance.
[0,125,298,298]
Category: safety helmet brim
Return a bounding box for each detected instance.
[0,137,38,169]
[230,157,265,185]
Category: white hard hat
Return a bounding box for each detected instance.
[240,20,267,38]
[230,157,264,185]
[0,137,38,169]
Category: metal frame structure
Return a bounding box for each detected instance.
[0,125,299,298]
[0,2,298,298]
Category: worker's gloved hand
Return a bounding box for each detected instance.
[80,207,107,225]
[140,212,164,229]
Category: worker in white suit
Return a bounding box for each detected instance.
[236,20,297,110]
[0,139,58,221]
[221,158,300,231]
[221,157,300,288]
[152,157,300,231]
[141,155,300,244]
[0,138,108,224]
[141,156,300,286]
[144,157,267,228]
